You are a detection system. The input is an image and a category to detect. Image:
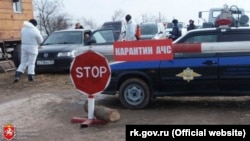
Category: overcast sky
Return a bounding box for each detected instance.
[62,0,250,27]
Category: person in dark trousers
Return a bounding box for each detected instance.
[169,19,181,41]
[14,19,43,82]
[187,19,196,31]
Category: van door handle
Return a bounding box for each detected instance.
[203,60,217,65]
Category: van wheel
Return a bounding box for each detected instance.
[119,78,151,109]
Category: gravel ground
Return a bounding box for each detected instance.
[1,71,250,141]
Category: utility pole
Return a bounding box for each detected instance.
[159,12,161,22]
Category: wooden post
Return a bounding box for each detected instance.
[84,101,120,122]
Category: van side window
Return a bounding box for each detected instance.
[101,21,126,41]
[91,30,115,44]
[220,33,250,42]
[183,34,217,43]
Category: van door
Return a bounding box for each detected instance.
[218,52,250,92]
[159,53,219,95]
[77,28,115,62]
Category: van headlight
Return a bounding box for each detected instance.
[57,51,75,57]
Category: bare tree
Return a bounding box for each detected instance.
[158,12,168,23]
[141,13,168,23]
[141,13,158,22]
[33,0,72,35]
[112,9,125,21]
[81,17,98,29]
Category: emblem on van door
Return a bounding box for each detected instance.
[176,67,201,82]
[43,53,48,58]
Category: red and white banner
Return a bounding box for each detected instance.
[113,39,173,61]
[173,41,250,53]
[114,41,250,61]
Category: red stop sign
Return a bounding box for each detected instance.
[70,50,111,96]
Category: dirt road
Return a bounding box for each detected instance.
[1,71,250,141]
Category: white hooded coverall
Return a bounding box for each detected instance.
[17,21,43,75]
[125,20,137,41]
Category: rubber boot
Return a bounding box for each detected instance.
[28,74,34,81]
[13,71,22,83]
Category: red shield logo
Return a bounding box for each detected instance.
[3,124,15,141]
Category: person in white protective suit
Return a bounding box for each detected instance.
[124,14,137,41]
[14,19,43,82]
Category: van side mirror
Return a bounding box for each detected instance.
[199,12,202,18]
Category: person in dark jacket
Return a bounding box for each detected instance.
[75,23,83,29]
[169,19,181,41]
[187,19,196,31]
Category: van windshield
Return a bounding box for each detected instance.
[102,23,121,32]
[43,31,83,45]
[102,22,122,40]
[167,23,173,28]
[140,24,158,35]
